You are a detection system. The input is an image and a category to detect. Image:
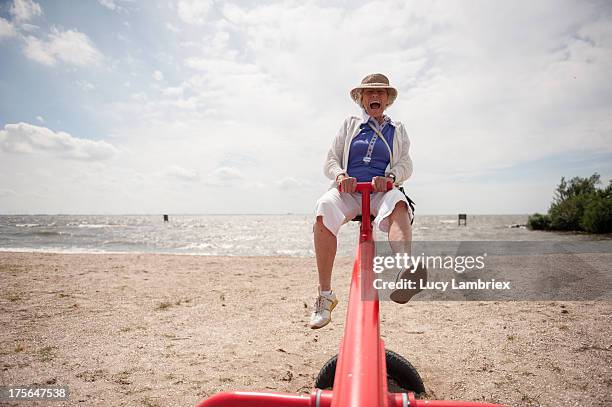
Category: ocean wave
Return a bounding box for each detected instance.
[176,242,214,250]
[0,247,105,254]
[0,247,241,256]
[101,240,143,246]
[274,249,308,256]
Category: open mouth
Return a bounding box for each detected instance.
[369,101,381,109]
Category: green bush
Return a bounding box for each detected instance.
[548,194,592,231]
[529,173,612,234]
[527,213,551,230]
[553,173,600,203]
[581,194,612,234]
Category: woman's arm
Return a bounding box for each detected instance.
[323,118,350,181]
[387,122,413,184]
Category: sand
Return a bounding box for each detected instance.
[0,252,611,406]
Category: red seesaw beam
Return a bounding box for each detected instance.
[331,182,388,407]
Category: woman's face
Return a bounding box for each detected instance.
[362,89,389,118]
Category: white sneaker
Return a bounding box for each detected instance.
[309,290,338,329]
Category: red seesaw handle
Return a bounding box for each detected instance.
[338,180,394,240]
[338,180,394,193]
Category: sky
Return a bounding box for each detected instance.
[0,0,611,215]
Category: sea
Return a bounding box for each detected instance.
[1,214,607,257]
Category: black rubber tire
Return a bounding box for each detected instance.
[315,349,425,393]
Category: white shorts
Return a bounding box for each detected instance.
[314,187,414,236]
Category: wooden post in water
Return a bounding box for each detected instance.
[458,213,467,226]
[163,214,169,222]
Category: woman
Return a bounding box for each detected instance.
[310,73,424,329]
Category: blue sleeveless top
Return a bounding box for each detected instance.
[346,119,395,182]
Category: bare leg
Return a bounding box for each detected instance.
[314,215,337,291]
[387,201,411,255]
[387,201,426,303]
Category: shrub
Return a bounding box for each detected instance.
[548,194,592,231]
[527,213,551,230]
[529,173,612,234]
[553,173,600,203]
[581,194,612,234]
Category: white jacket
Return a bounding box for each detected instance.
[323,115,413,188]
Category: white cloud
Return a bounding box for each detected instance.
[160,85,183,97]
[23,27,103,67]
[0,17,17,39]
[166,165,199,181]
[165,22,179,33]
[202,166,244,185]
[0,188,17,197]
[23,35,53,65]
[10,0,42,23]
[98,0,118,11]
[210,166,243,179]
[36,115,44,123]
[76,80,96,91]
[152,70,164,81]
[177,0,211,25]
[276,177,301,189]
[97,0,130,12]
[19,23,39,32]
[0,122,117,160]
[203,166,245,187]
[130,92,146,102]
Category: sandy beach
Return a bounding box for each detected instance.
[1,251,611,406]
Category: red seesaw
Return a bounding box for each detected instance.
[196,182,505,407]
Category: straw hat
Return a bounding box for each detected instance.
[350,73,398,107]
